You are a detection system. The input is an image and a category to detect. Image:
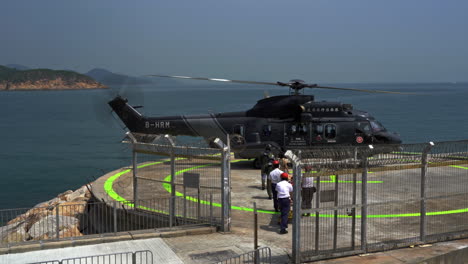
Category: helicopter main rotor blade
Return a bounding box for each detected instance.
[148,74,415,94]
[313,85,415,94]
[147,74,279,86]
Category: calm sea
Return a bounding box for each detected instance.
[1,82,468,209]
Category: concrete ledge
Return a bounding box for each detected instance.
[72,237,103,247]
[102,234,133,243]
[41,240,74,250]
[0,248,9,255]
[8,243,42,254]
[0,226,218,256]
[186,226,216,236]
[132,232,161,240]
[161,230,187,238]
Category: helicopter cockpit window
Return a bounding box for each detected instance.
[370,121,386,132]
[263,125,272,136]
[324,124,337,139]
[357,122,371,133]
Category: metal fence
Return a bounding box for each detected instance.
[0,134,231,247]
[126,133,231,232]
[287,140,468,263]
[215,247,272,264]
[28,250,153,264]
[0,196,214,247]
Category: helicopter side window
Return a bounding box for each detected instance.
[263,125,272,136]
[324,124,337,139]
[291,125,297,134]
[315,124,324,135]
[233,124,245,136]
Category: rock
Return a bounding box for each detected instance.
[7,207,52,227]
[28,215,79,239]
[59,223,83,238]
[59,201,87,217]
[58,190,73,201]
[0,223,31,244]
[67,185,89,202]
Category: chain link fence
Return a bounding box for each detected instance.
[287,140,468,263]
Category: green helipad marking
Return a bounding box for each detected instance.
[104,159,468,218]
[450,165,468,170]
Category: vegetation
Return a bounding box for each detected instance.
[0,65,99,85]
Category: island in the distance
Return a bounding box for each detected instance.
[0,65,107,90]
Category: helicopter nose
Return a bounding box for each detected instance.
[388,132,402,144]
[373,132,402,144]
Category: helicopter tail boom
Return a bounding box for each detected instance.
[108,96,228,140]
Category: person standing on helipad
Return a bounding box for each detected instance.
[301,165,316,216]
[260,145,275,192]
[277,172,293,234]
[269,160,283,211]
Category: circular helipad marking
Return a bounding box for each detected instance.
[104,160,468,217]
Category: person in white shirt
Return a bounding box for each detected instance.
[276,172,293,234]
[268,160,283,212]
[301,165,316,216]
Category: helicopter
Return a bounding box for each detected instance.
[108,75,406,168]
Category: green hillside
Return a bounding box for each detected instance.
[0,65,98,85]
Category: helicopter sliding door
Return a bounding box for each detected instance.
[284,122,311,147]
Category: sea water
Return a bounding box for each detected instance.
[1,82,467,209]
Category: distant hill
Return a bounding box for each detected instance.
[5,64,30,70]
[0,65,106,90]
[85,68,152,85]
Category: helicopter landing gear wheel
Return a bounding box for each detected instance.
[253,158,261,169]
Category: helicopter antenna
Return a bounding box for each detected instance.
[147,74,415,95]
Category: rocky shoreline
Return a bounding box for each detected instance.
[0,184,92,244]
[0,78,107,90]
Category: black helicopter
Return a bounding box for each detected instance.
[108,75,405,168]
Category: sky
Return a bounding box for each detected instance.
[1,0,468,83]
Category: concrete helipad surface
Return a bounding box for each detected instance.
[4,158,468,264]
[86,158,468,263]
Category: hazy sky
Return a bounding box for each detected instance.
[1,0,467,82]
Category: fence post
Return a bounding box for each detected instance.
[165,135,176,228]
[421,142,434,242]
[285,150,302,264]
[351,147,358,250]
[113,200,118,234]
[126,132,139,209]
[254,202,259,264]
[213,137,231,232]
[56,206,60,240]
[132,252,136,264]
[360,145,371,252]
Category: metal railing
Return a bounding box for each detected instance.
[126,134,231,232]
[0,196,216,247]
[1,134,230,247]
[28,250,153,264]
[287,140,468,263]
[215,247,272,264]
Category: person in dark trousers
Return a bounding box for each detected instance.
[276,172,293,234]
[269,160,283,211]
[260,145,275,192]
